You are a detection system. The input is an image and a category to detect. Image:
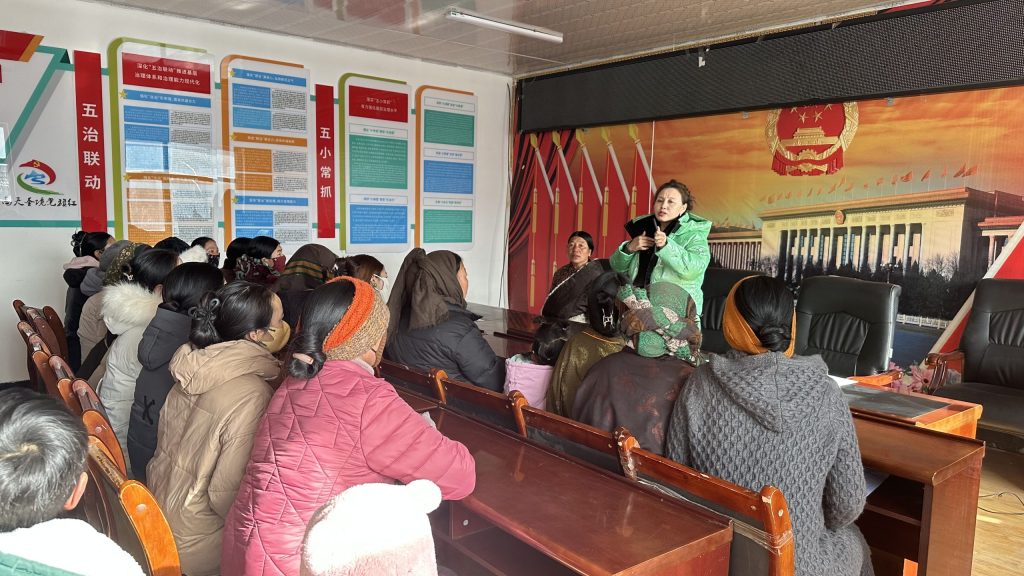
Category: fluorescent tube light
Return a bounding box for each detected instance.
[446,8,563,44]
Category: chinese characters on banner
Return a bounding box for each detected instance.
[340,75,412,252]
[222,55,310,250]
[74,50,106,231]
[315,84,335,238]
[110,39,217,243]
[416,87,477,248]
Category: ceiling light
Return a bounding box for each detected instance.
[446,8,563,44]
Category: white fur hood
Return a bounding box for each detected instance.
[179,244,209,264]
[101,282,163,335]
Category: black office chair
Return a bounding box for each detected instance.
[794,276,900,377]
[928,278,1024,451]
[699,268,766,354]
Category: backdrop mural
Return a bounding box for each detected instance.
[509,85,1024,360]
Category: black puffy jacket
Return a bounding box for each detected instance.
[385,303,505,392]
[62,267,91,370]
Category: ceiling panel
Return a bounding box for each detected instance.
[87,0,923,77]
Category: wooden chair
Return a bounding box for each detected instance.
[12,298,28,322]
[510,391,626,474]
[42,305,70,359]
[32,350,61,398]
[17,322,49,389]
[436,374,518,432]
[25,306,63,364]
[82,408,127,476]
[378,359,447,402]
[84,437,182,576]
[614,429,794,576]
[74,378,105,415]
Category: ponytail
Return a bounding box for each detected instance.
[189,281,274,349]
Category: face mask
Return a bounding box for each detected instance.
[272,255,286,273]
[208,254,221,267]
[372,273,388,293]
[261,321,291,353]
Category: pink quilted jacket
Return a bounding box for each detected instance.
[220,360,475,576]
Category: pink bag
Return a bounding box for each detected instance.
[504,355,553,409]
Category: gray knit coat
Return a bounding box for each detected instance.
[665,351,874,576]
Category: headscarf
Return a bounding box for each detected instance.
[386,248,466,340]
[323,277,390,361]
[619,282,701,363]
[273,244,338,293]
[103,242,146,286]
[81,239,131,296]
[722,275,796,357]
[235,254,280,286]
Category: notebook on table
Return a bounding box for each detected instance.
[840,385,950,420]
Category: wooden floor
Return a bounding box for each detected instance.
[972,448,1024,575]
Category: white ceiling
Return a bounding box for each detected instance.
[90,0,923,77]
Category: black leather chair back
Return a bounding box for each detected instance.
[961,278,1024,390]
[795,276,900,376]
[700,268,765,354]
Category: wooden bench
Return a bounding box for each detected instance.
[614,429,794,576]
[435,373,519,433]
[379,359,447,402]
[82,408,127,476]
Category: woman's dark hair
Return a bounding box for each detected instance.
[567,231,594,252]
[287,280,355,379]
[190,281,275,349]
[160,262,224,313]
[223,237,251,270]
[587,271,627,337]
[332,254,384,283]
[655,179,694,209]
[71,231,112,259]
[246,235,280,260]
[191,236,215,249]
[733,276,795,353]
[123,248,178,291]
[154,236,189,254]
[532,321,569,366]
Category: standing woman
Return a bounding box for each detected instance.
[385,248,505,391]
[191,236,220,267]
[611,180,712,317]
[222,278,475,576]
[542,230,605,323]
[665,276,873,576]
[63,231,113,369]
[272,243,338,328]
[127,262,224,481]
[99,248,180,469]
[147,281,283,576]
[221,237,251,283]
[234,235,284,287]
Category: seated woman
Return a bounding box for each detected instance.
[665,276,873,576]
[542,230,604,322]
[222,277,475,575]
[147,281,283,576]
[573,281,702,454]
[385,248,505,391]
[127,262,225,481]
[273,243,338,328]
[99,247,180,471]
[546,271,628,416]
[234,235,284,287]
[333,254,388,291]
[611,180,711,317]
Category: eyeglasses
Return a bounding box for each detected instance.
[371,273,388,292]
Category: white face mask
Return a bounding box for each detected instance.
[371,273,388,293]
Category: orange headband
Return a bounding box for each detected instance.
[722,276,796,357]
[323,276,376,352]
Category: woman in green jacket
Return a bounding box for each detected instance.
[610,180,712,317]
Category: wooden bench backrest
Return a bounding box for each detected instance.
[86,438,182,576]
[12,299,28,322]
[32,350,60,398]
[614,429,794,576]
[25,306,62,363]
[436,374,518,432]
[42,305,69,358]
[379,359,447,402]
[510,391,626,474]
[82,408,127,476]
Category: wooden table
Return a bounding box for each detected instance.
[482,333,533,359]
[853,413,985,576]
[434,409,733,575]
[848,383,982,438]
[468,302,538,340]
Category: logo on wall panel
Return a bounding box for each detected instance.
[765,103,858,176]
[16,160,60,195]
[834,209,846,225]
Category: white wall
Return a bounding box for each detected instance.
[1,0,512,382]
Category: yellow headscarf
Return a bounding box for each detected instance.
[722,276,796,357]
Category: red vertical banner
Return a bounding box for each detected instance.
[315,84,336,238]
[74,50,106,232]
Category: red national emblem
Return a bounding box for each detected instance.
[834,209,846,225]
[766,103,858,176]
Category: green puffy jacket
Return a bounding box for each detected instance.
[610,212,712,317]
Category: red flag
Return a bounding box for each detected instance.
[845,182,854,192]
[785,191,792,199]
[601,146,629,256]
[829,182,837,193]
[528,136,554,314]
[551,141,576,270]
[901,171,913,182]
[965,165,978,176]
[576,142,601,250]
[954,164,966,177]
[920,169,931,181]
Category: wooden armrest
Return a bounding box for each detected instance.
[925,350,964,390]
[926,350,964,367]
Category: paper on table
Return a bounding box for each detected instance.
[829,374,858,387]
